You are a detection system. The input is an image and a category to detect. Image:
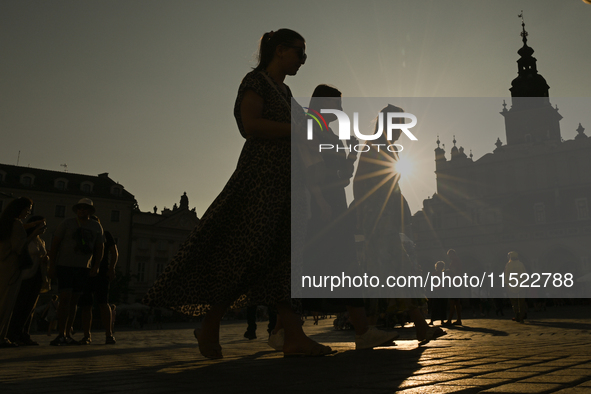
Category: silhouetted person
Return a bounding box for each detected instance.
[444,249,463,326]
[504,251,527,323]
[144,29,334,358]
[79,215,118,345]
[7,215,49,345]
[429,261,447,325]
[48,198,104,346]
[300,85,399,349]
[0,197,45,347]
[243,305,277,340]
[354,105,445,343]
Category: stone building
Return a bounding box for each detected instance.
[129,192,199,301]
[0,163,137,272]
[412,23,591,291]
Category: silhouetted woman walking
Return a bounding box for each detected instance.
[144,29,333,358]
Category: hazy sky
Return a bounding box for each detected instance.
[2,0,590,216]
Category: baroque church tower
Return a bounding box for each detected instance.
[501,16,562,145]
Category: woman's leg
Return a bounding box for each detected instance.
[195,302,230,359]
[277,301,332,356]
[411,308,430,340]
[271,314,283,334]
[412,307,446,342]
[346,306,368,336]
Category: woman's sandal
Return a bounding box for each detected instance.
[268,328,284,351]
[194,329,223,360]
[283,342,336,357]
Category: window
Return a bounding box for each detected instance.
[111,186,122,196]
[81,182,94,193]
[534,203,546,224]
[111,210,120,222]
[0,171,5,182]
[55,205,66,218]
[137,262,146,282]
[21,174,34,187]
[576,198,589,220]
[54,178,68,190]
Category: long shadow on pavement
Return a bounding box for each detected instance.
[437,324,509,336]
[1,346,429,394]
[524,320,591,331]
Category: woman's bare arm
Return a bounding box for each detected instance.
[240,90,290,139]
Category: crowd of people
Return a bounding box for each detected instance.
[0,197,118,347]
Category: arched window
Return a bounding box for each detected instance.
[54,178,68,190]
[20,174,35,187]
[81,181,94,193]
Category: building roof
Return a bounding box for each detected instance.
[0,163,136,202]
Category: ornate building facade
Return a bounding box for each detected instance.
[129,193,199,301]
[412,24,591,291]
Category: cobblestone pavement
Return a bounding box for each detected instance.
[1,305,590,393]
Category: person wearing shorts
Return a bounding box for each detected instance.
[78,216,118,345]
[48,198,104,346]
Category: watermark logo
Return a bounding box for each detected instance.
[303,107,329,134]
[305,108,418,153]
[310,109,418,141]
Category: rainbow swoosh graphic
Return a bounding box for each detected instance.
[303,107,328,131]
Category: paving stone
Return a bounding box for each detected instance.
[437,378,513,387]
[480,383,565,393]
[446,366,507,374]
[476,371,539,379]
[397,385,481,393]
[503,366,560,373]
[411,365,463,374]
[545,389,591,394]
[405,373,472,382]
[517,374,588,384]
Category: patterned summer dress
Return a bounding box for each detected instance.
[143,70,306,316]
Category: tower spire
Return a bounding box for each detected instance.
[509,13,549,98]
[519,11,528,46]
[503,13,562,146]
